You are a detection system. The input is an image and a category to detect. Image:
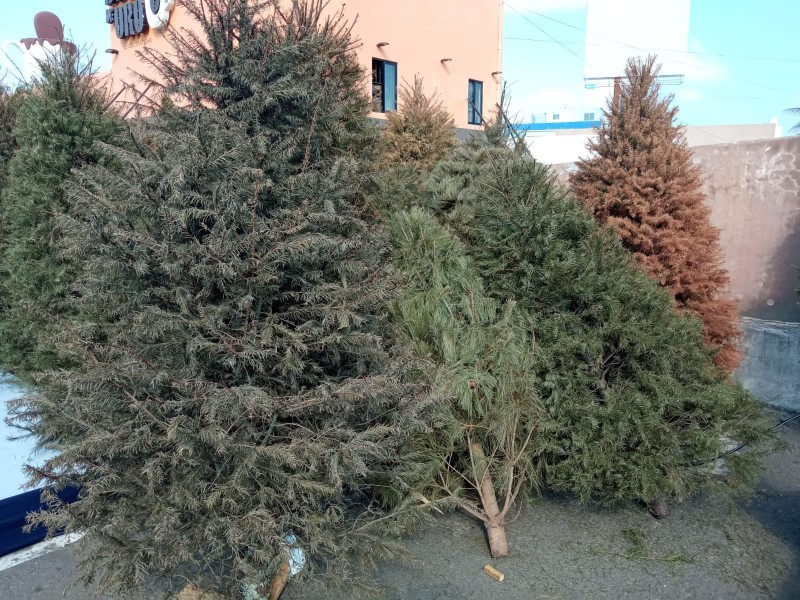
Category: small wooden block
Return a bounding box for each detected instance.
[483,564,505,582]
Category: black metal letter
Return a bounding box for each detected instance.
[124,2,135,37]
[114,6,125,38]
[133,0,147,34]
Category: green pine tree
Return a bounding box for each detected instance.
[374,84,548,558]
[426,131,770,511]
[10,1,432,596]
[389,208,548,558]
[0,51,121,385]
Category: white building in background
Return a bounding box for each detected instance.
[519,0,780,165]
[583,0,691,82]
[521,120,779,167]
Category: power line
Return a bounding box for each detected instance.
[505,37,800,63]
[685,93,800,102]
[505,3,800,98]
[504,2,599,73]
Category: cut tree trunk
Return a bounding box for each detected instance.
[469,440,510,558]
[648,498,669,519]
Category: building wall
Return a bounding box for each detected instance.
[737,317,800,411]
[693,136,800,322]
[552,136,800,322]
[527,130,593,165]
[103,0,503,128]
[525,122,778,166]
[684,123,778,147]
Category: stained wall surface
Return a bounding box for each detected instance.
[737,318,800,411]
[103,0,503,128]
[693,136,800,322]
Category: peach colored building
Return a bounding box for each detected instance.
[103,0,504,130]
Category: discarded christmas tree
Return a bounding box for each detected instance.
[372,76,459,216]
[426,130,769,513]
[0,82,23,332]
[570,56,742,372]
[0,82,23,191]
[10,1,431,596]
[389,208,547,557]
[373,85,546,557]
[0,51,121,385]
[380,76,458,170]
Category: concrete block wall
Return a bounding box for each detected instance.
[693,136,800,323]
[737,317,800,411]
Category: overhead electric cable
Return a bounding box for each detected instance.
[504,37,800,63]
[505,2,800,98]
[505,2,603,75]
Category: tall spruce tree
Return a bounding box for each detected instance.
[10,1,431,596]
[570,56,742,372]
[0,52,121,384]
[426,132,769,513]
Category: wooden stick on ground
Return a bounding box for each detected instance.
[483,564,505,582]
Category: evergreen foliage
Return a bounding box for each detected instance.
[9,1,431,596]
[570,56,742,372]
[0,82,23,330]
[389,208,547,557]
[374,84,549,556]
[0,52,121,385]
[380,77,458,169]
[0,82,23,191]
[372,77,458,216]
[425,132,769,506]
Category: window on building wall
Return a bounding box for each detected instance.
[468,79,483,125]
[552,113,560,121]
[584,112,595,121]
[372,59,397,113]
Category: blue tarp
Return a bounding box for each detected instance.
[0,487,80,557]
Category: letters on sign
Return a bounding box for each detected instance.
[105,0,175,39]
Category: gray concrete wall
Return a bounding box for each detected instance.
[737,317,800,411]
[684,123,777,147]
[693,136,800,322]
[554,136,800,323]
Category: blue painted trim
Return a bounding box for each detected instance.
[0,487,80,556]
[516,121,601,131]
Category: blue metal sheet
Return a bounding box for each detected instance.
[0,487,80,557]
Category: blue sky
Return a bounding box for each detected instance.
[1,1,799,134]
[504,0,800,135]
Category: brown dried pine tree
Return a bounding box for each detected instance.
[570,55,742,372]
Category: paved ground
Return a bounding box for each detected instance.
[2,413,798,600]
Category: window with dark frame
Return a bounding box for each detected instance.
[584,112,595,121]
[552,113,560,121]
[372,58,397,113]
[468,79,483,125]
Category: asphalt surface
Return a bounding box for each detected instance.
[1,413,798,600]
